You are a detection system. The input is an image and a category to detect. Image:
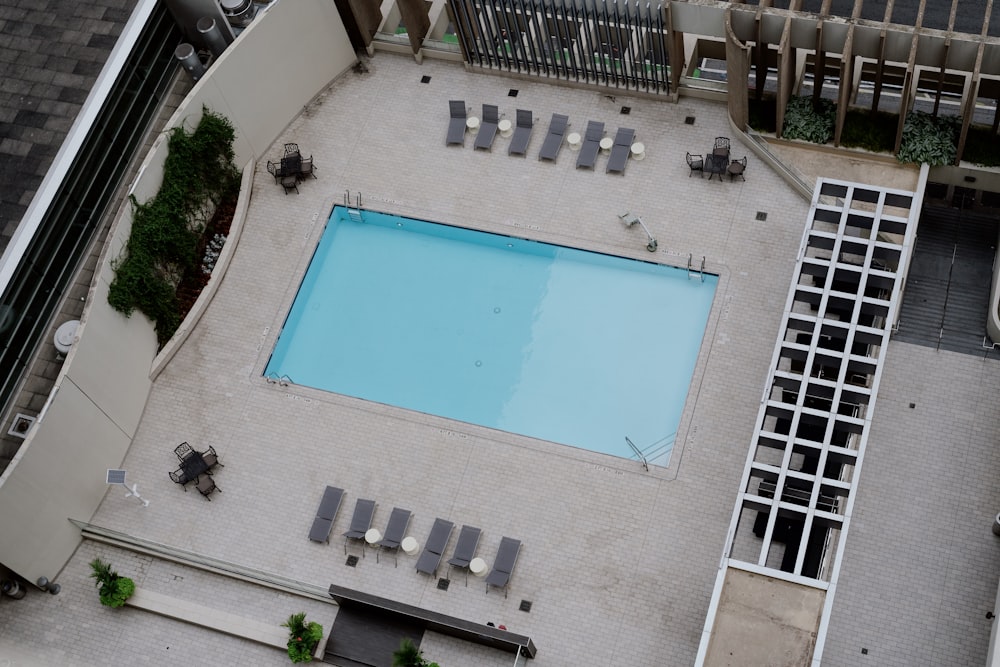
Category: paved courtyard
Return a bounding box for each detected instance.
[1,53,999,666]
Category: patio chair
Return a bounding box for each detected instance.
[728,156,747,181]
[297,155,316,180]
[168,468,192,490]
[606,127,636,175]
[375,507,413,566]
[266,160,284,183]
[343,498,377,555]
[575,121,605,169]
[474,104,500,151]
[713,136,730,153]
[284,142,300,156]
[201,445,224,470]
[537,113,569,162]
[686,152,704,178]
[174,441,194,460]
[196,474,220,500]
[446,100,467,146]
[508,109,534,156]
[280,175,299,195]
[416,518,454,577]
[309,485,345,543]
[485,536,521,598]
[446,525,482,585]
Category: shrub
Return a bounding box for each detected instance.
[896,110,959,165]
[88,557,135,608]
[961,125,1000,167]
[840,109,898,153]
[392,638,440,667]
[282,612,324,663]
[108,107,241,345]
[782,95,836,144]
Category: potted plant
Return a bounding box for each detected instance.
[281,612,324,663]
[88,557,135,608]
[392,638,440,667]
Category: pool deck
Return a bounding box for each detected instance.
[2,53,1000,666]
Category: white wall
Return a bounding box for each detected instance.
[0,0,357,584]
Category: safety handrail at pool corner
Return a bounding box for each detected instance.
[625,436,649,471]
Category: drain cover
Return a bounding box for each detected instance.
[508,89,519,97]
[346,555,359,567]
[519,599,532,612]
[684,116,695,125]
[755,211,768,222]
[620,106,631,114]
[437,578,450,590]
[420,75,432,83]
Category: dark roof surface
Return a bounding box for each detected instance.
[0,0,138,255]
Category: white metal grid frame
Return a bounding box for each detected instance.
[722,178,918,587]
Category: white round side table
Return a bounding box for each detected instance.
[630,142,646,160]
[567,132,582,150]
[498,119,513,137]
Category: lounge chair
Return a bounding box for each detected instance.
[576,121,605,169]
[447,100,467,146]
[474,104,500,151]
[485,536,521,598]
[416,518,454,577]
[196,475,220,501]
[343,498,377,555]
[537,113,569,162]
[375,507,413,566]
[308,485,345,544]
[508,109,534,156]
[606,127,636,174]
[446,525,482,585]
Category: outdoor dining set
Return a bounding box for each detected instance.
[686,137,748,181]
[266,143,316,194]
[168,441,223,500]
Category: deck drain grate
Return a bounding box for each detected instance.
[620,106,631,114]
[508,89,519,97]
[345,555,359,567]
[755,211,768,222]
[519,600,532,612]
[684,116,696,125]
[420,75,432,83]
[437,578,450,590]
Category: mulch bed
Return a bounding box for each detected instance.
[175,193,237,318]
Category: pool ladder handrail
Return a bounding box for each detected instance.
[265,372,292,387]
[624,436,649,472]
[687,254,706,282]
[343,190,363,222]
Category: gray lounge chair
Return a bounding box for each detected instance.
[308,485,345,543]
[485,536,521,598]
[576,121,605,169]
[416,518,454,577]
[343,498,377,555]
[375,507,413,566]
[537,113,569,162]
[508,109,534,156]
[474,104,500,151]
[606,127,636,174]
[446,525,482,585]
[447,100,467,146]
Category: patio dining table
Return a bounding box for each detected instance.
[180,451,209,479]
[706,153,729,181]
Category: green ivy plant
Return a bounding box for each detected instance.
[840,109,898,154]
[88,557,136,608]
[281,612,324,663]
[782,95,836,144]
[108,107,240,345]
[960,125,1000,167]
[896,110,959,166]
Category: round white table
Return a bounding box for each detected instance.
[401,536,419,555]
[599,136,614,154]
[630,141,646,160]
[466,117,480,132]
[470,557,488,577]
[498,119,513,138]
[365,528,382,545]
[567,132,582,150]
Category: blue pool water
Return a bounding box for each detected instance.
[266,207,717,466]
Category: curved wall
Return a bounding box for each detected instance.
[0,0,356,584]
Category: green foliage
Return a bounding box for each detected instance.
[748,97,777,134]
[960,125,1000,167]
[88,557,135,608]
[282,612,323,663]
[782,95,836,144]
[896,110,959,166]
[840,109,898,153]
[108,107,240,345]
[392,638,439,667]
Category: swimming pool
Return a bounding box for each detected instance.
[266,207,717,466]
